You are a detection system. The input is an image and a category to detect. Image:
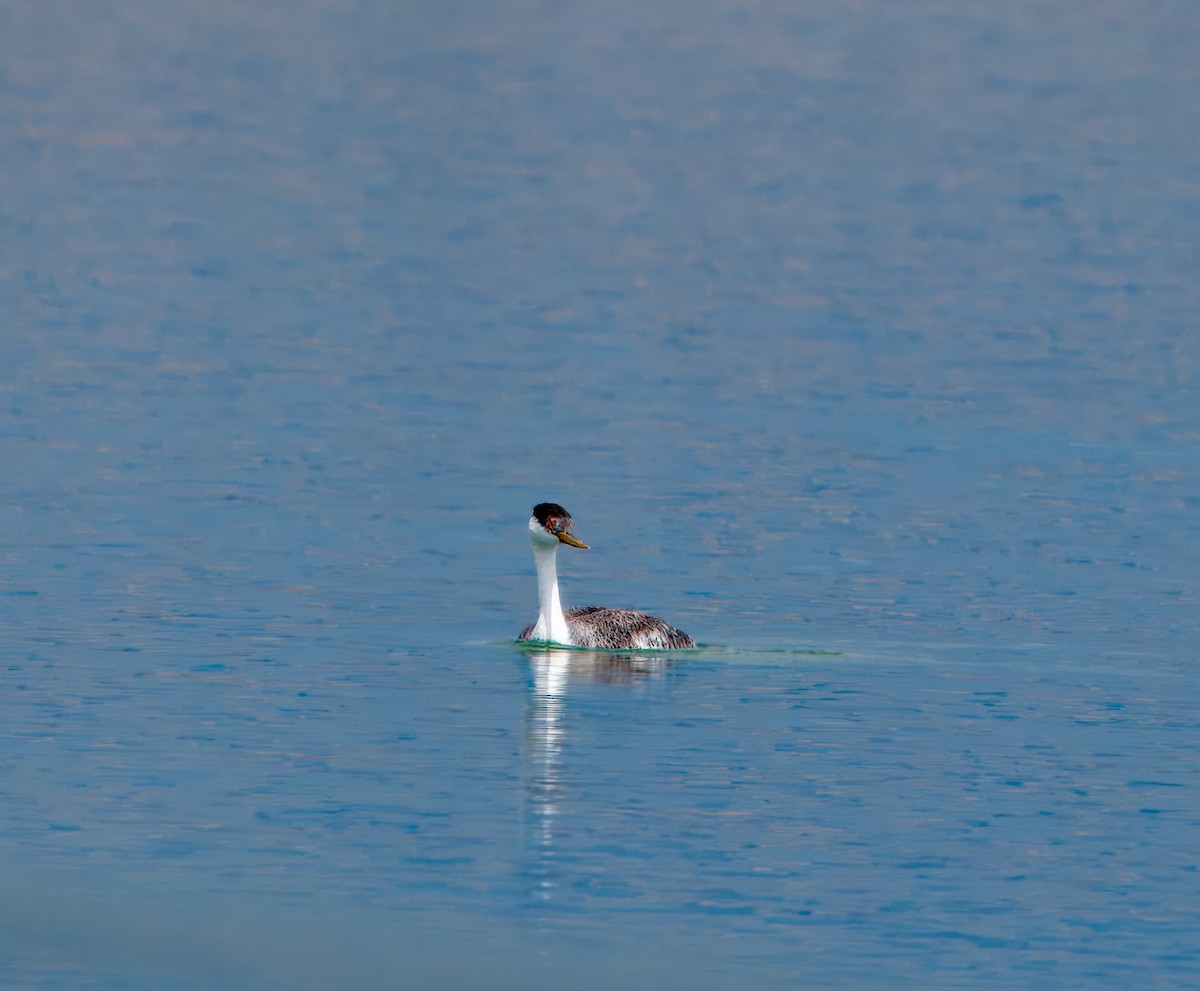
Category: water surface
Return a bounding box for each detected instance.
[2,1,1198,988]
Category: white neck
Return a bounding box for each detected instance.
[532,542,572,645]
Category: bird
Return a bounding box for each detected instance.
[517,502,695,650]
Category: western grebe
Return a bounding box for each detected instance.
[518,502,695,650]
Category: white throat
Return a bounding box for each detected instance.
[531,541,572,645]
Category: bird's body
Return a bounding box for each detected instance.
[517,503,695,650]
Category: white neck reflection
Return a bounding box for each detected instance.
[522,647,671,906]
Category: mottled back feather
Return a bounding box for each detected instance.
[520,605,695,650]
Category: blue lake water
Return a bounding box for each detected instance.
[2,1,1199,987]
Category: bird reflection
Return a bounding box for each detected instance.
[522,647,671,905]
